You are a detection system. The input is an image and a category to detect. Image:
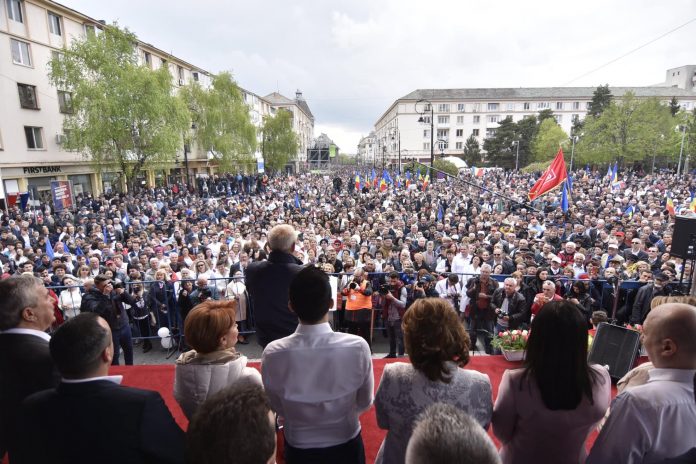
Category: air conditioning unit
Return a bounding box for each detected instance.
[178,78,185,86]
[55,134,66,145]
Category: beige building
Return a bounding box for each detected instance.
[264,90,315,171]
[374,77,696,167]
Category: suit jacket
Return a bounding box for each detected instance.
[245,251,303,347]
[0,333,60,458]
[16,380,184,464]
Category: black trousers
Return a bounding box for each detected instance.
[386,319,404,356]
[345,309,372,347]
[285,432,365,464]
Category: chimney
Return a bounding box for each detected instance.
[295,89,303,101]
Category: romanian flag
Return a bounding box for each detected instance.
[405,171,412,189]
[354,174,360,190]
[372,168,378,188]
[610,162,621,190]
[422,171,430,191]
[690,193,696,212]
[528,148,568,201]
[379,177,387,192]
[666,193,675,216]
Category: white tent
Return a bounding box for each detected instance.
[442,156,468,171]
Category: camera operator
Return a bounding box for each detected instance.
[492,277,528,335]
[381,271,407,359]
[436,274,465,317]
[411,274,438,301]
[630,272,672,325]
[341,268,373,347]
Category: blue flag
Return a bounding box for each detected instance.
[102,225,109,244]
[437,205,444,222]
[45,239,55,259]
[19,192,30,211]
[75,246,84,257]
[561,182,569,213]
[294,193,300,209]
[567,174,573,194]
[624,205,635,218]
[123,211,131,227]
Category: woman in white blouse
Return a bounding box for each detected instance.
[58,276,82,320]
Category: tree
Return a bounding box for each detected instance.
[483,116,517,168]
[515,115,538,168]
[532,118,569,162]
[48,25,189,191]
[575,93,674,167]
[433,159,459,177]
[587,84,613,118]
[669,96,681,117]
[570,114,584,138]
[537,109,555,124]
[180,72,257,173]
[260,109,299,172]
[462,134,482,166]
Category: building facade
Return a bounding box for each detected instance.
[263,90,315,171]
[357,131,376,166]
[373,78,696,167]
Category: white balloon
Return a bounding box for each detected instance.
[161,337,174,349]
[157,327,170,338]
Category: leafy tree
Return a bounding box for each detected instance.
[587,84,613,118]
[260,109,299,172]
[180,72,257,173]
[515,115,538,168]
[48,24,189,191]
[433,159,459,177]
[532,118,569,162]
[483,116,517,168]
[537,109,555,124]
[462,134,482,166]
[669,96,681,117]
[570,114,584,138]
[575,93,674,167]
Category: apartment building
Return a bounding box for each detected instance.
[373,75,696,167]
[264,90,315,171]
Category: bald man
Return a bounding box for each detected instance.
[588,303,696,463]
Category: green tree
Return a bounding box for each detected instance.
[462,134,482,165]
[48,24,189,191]
[669,96,681,117]
[537,109,555,124]
[515,115,538,168]
[483,116,517,168]
[532,118,569,162]
[260,109,299,172]
[570,114,584,138]
[180,72,257,173]
[575,93,674,167]
[587,84,613,118]
[433,158,459,177]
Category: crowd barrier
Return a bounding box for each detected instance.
[48,271,692,353]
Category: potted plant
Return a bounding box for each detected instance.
[492,329,529,362]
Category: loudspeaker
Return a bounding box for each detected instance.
[671,215,696,259]
[588,322,640,381]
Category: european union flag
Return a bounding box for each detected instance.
[561,182,569,213]
[294,193,300,209]
[45,239,55,259]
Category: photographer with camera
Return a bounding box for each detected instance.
[465,264,497,354]
[436,274,464,316]
[491,277,528,336]
[381,272,408,359]
[411,274,438,301]
[341,268,374,348]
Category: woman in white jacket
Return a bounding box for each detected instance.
[174,299,261,419]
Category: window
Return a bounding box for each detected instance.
[473,115,480,124]
[486,128,497,137]
[556,102,563,110]
[572,113,579,122]
[437,129,449,139]
[437,115,449,124]
[7,0,22,23]
[58,91,73,113]
[554,114,563,123]
[488,115,499,123]
[437,140,448,150]
[420,115,431,124]
[506,103,514,111]
[17,83,38,109]
[24,126,43,149]
[83,24,96,36]
[455,129,464,137]
[472,129,479,136]
[684,102,692,109]
[161,58,168,68]
[537,102,549,109]
[586,102,591,110]
[471,103,481,112]
[457,103,465,112]
[177,66,184,84]
[48,12,62,35]
[51,50,64,62]
[456,115,464,124]
[192,71,199,82]
[143,52,151,68]
[437,104,450,112]
[523,102,530,110]
[487,102,499,111]
[10,39,31,66]
[423,142,430,150]
[423,129,430,138]
[455,142,463,149]
[572,101,580,110]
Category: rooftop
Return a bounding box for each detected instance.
[399,86,696,101]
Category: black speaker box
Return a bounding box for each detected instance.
[588,322,641,381]
[671,215,696,259]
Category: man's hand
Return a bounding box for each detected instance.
[385,292,395,301]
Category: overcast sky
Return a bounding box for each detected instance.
[60,0,696,153]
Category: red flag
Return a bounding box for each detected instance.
[7,193,18,207]
[528,148,568,201]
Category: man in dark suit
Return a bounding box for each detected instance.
[16,312,184,464]
[0,274,60,461]
[246,224,303,347]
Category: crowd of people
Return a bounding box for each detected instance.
[0,164,695,463]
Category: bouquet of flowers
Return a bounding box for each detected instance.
[491,329,529,351]
[625,323,643,334]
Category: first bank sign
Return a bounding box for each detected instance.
[23,166,62,174]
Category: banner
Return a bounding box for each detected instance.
[257,160,265,174]
[50,180,75,212]
[528,148,568,201]
[329,144,336,158]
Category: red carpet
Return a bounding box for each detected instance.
[109,356,622,463]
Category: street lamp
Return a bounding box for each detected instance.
[511,140,520,171]
[676,124,687,176]
[569,135,579,172]
[416,99,435,168]
[389,128,401,174]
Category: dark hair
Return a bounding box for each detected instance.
[50,312,111,378]
[186,383,275,464]
[388,271,400,280]
[403,298,470,383]
[522,301,601,410]
[289,266,332,323]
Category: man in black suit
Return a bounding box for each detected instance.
[0,274,60,460]
[16,312,184,464]
[246,224,303,347]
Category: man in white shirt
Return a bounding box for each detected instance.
[588,303,696,463]
[262,266,374,464]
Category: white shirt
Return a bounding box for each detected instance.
[0,327,50,341]
[451,254,470,276]
[62,375,123,385]
[261,322,374,449]
[588,368,696,464]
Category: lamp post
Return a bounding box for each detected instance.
[389,128,401,174]
[512,140,520,171]
[382,137,387,171]
[569,135,579,172]
[677,124,687,176]
[416,99,434,168]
